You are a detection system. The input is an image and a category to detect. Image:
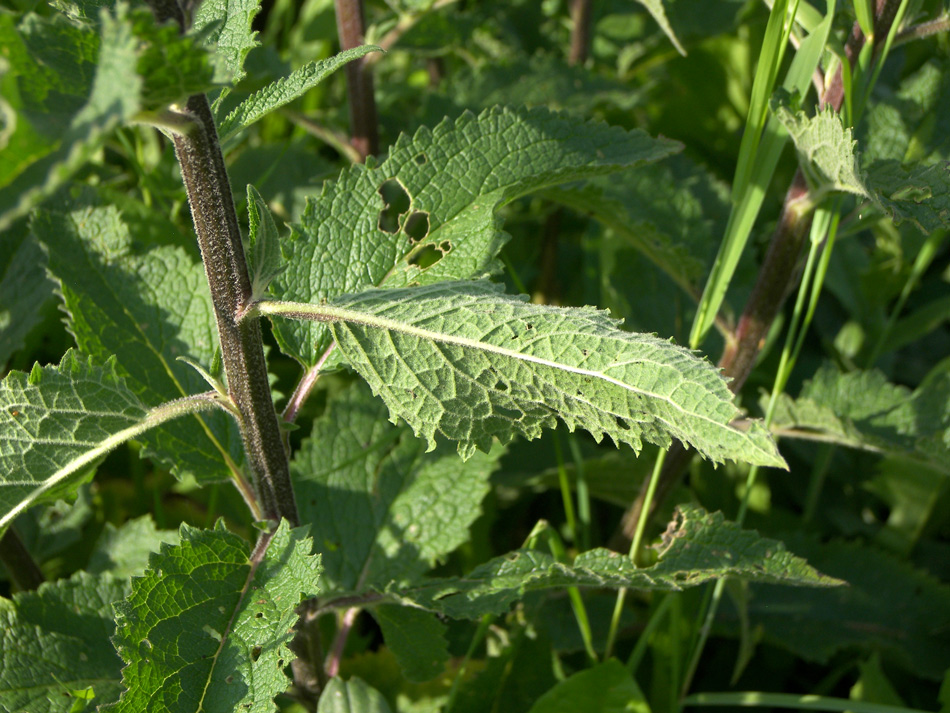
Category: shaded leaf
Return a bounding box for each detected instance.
[526,659,649,713]
[109,520,321,712]
[0,232,54,367]
[292,380,500,592]
[36,205,245,482]
[768,363,950,474]
[730,537,950,681]
[0,571,128,713]
[271,106,681,366]
[87,515,181,579]
[317,677,394,713]
[371,604,449,683]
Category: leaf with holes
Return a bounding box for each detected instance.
[108,520,321,713]
[270,105,681,366]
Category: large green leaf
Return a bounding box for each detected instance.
[0,3,214,230]
[36,205,245,482]
[768,363,950,474]
[263,281,785,466]
[329,506,840,618]
[0,571,129,713]
[270,106,681,366]
[292,380,501,592]
[0,351,217,534]
[108,520,321,713]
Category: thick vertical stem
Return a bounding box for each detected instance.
[569,0,593,66]
[335,0,379,160]
[172,95,298,526]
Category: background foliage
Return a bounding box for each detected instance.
[1,0,949,712]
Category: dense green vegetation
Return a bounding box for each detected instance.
[1,0,949,711]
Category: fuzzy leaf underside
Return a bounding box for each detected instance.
[0,4,215,230]
[108,520,321,713]
[770,92,866,198]
[270,105,681,366]
[0,571,129,713]
[772,92,950,233]
[291,280,785,466]
[219,45,383,141]
[0,352,147,534]
[292,380,500,593]
[768,363,950,473]
[36,205,244,482]
[377,505,839,619]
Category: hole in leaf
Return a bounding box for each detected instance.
[414,152,428,165]
[251,646,262,662]
[615,416,630,431]
[408,243,443,268]
[438,239,451,253]
[404,211,430,242]
[377,178,411,234]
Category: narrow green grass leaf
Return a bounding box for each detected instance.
[526,659,649,713]
[690,0,836,347]
[108,520,321,713]
[291,380,500,592]
[636,0,686,55]
[371,604,449,683]
[0,571,129,713]
[318,677,394,713]
[36,205,245,482]
[379,505,839,619]
[0,351,219,534]
[270,106,681,366]
[218,45,383,141]
[261,281,785,467]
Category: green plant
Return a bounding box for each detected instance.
[1,0,948,712]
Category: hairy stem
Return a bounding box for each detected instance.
[0,527,44,592]
[172,95,298,526]
[335,0,378,160]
